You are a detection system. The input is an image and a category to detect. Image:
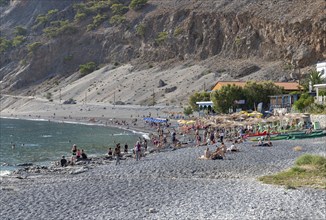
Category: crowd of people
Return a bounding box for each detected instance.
[59,118,275,167]
[60,144,89,167]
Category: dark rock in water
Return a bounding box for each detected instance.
[17,163,33,166]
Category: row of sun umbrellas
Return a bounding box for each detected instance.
[178,112,309,130]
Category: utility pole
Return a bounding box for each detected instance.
[59,89,61,104]
[114,91,116,108]
[152,88,155,106]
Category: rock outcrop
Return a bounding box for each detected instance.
[0,0,325,101]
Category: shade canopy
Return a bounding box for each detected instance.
[144,117,167,123]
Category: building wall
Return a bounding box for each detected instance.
[310,114,326,129]
[316,62,326,79]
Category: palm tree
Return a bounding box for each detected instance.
[300,70,325,92]
[308,70,324,85]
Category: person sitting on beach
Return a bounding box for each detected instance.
[305,127,313,134]
[210,147,224,160]
[81,149,88,159]
[220,142,227,153]
[204,147,211,159]
[60,156,67,167]
[108,148,113,157]
[252,139,263,147]
[227,142,239,152]
[76,149,81,160]
[262,141,273,147]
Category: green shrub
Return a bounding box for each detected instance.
[0,0,10,7]
[92,13,107,27]
[129,0,148,10]
[295,154,326,167]
[110,15,126,25]
[0,37,12,52]
[14,26,27,36]
[27,42,43,53]
[87,24,96,31]
[64,55,73,62]
[293,93,314,112]
[12,35,26,47]
[73,3,93,15]
[79,62,97,77]
[183,106,193,116]
[74,12,87,22]
[111,3,128,15]
[155,31,168,44]
[47,9,58,16]
[136,23,146,36]
[45,92,52,101]
[35,14,49,26]
[173,27,183,37]
[43,20,78,38]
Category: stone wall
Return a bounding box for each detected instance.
[310,114,326,129]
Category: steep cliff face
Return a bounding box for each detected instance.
[0,0,325,98]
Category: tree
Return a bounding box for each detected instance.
[243,81,283,110]
[300,70,325,92]
[188,91,210,112]
[129,0,148,10]
[183,106,193,116]
[14,26,27,36]
[79,62,97,77]
[211,84,245,113]
[293,93,314,112]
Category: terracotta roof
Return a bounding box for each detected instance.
[212,81,301,91]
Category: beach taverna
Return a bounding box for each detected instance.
[196,81,301,111]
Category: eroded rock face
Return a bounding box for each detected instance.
[0,0,325,92]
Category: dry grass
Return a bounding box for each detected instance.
[293,146,303,151]
[259,154,326,189]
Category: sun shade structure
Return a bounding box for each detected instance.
[196,101,214,108]
[144,117,167,123]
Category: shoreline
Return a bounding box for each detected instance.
[1,98,326,219]
[1,136,325,219]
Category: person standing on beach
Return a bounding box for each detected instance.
[114,145,121,165]
[124,143,128,153]
[219,130,224,143]
[143,139,148,152]
[134,141,141,161]
[71,144,77,156]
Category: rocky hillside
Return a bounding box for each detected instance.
[0,0,325,105]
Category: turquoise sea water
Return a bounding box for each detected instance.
[0,118,141,175]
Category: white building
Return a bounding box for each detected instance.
[316,62,326,78]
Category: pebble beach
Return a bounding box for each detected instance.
[1,136,325,220]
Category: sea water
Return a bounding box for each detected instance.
[0,118,141,175]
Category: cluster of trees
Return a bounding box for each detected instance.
[294,70,326,113]
[186,81,284,115]
[185,70,326,115]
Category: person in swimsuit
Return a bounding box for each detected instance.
[71,144,77,156]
